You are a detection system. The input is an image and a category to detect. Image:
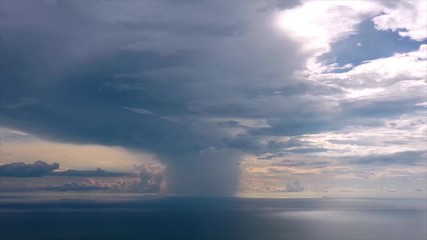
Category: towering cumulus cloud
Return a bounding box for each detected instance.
[0,0,301,195]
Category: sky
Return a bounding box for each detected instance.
[0,0,426,198]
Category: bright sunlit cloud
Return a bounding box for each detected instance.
[274,0,381,55]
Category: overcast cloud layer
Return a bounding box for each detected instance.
[1,0,426,197]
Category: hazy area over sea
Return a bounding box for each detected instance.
[1,194,425,240]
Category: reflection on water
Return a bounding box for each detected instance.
[0,195,426,240]
[273,209,426,240]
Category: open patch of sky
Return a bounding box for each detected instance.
[319,17,427,72]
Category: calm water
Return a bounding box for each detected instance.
[0,195,426,240]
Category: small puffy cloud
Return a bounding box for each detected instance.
[0,160,59,177]
[283,180,305,192]
[133,162,166,193]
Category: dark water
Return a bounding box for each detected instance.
[0,195,426,240]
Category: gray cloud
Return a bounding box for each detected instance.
[0,160,59,177]
[273,160,329,167]
[49,168,133,177]
[0,0,305,196]
[41,178,144,192]
[350,150,426,166]
[218,120,241,127]
[42,181,109,192]
[0,161,166,193]
[225,135,329,158]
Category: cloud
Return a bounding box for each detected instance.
[218,120,241,127]
[49,168,133,177]
[311,44,426,90]
[41,178,143,192]
[372,0,427,41]
[42,164,166,193]
[0,0,304,196]
[0,160,165,193]
[0,159,137,179]
[350,150,426,166]
[0,160,59,177]
[122,107,156,116]
[42,180,109,192]
[273,159,329,168]
[132,162,167,193]
[2,97,40,110]
[283,180,305,192]
[275,0,382,57]
[0,130,149,171]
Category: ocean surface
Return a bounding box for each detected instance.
[0,194,426,240]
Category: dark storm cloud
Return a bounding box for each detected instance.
[0,161,59,177]
[0,0,308,196]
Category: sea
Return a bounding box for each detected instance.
[0,193,426,240]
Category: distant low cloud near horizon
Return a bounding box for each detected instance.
[0,161,59,177]
[0,160,131,177]
[0,160,166,193]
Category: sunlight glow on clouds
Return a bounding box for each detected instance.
[239,0,426,197]
[0,128,156,172]
[275,0,380,55]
